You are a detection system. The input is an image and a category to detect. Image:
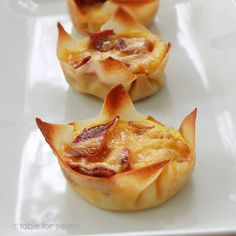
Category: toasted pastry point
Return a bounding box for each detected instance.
[36,85,197,211]
[57,8,171,101]
[68,0,160,33]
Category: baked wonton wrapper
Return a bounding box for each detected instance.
[68,0,160,33]
[57,8,171,101]
[36,84,197,211]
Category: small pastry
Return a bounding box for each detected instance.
[36,84,197,211]
[57,7,171,101]
[68,0,160,33]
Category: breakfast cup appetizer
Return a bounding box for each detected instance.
[68,0,160,33]
[57,7,171,101]
[36,84,197,211]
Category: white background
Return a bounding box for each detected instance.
[1,0,236,235]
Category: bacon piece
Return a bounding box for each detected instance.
[128,121,154,135]
[115,38,154,54]
[120,148,131,172]
[74,116,119,143]
[70,147,130,177]
[115,38,127,51]
[65,116,119,158]
[86,29,115,52]
[145,39,154,52]
[72,55,91,69]
[72,165,116,178]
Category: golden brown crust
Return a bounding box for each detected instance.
[36,85,197,211]
[57,8,171,101]
[59,157,170,211]
[97,57,136,85]
[57,22,84,59]
[100,6,153,37]
[99,57,125,73]
[36,118,74,156]
[100,84,145,120]
[68,0,159,33]
[109,4,138,26]
[179,108,197,151]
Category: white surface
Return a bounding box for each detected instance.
[1,0,236,235]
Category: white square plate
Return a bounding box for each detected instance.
[1,0,236,235]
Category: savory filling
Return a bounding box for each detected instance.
[66,29,169,74]
[63,117,190,177]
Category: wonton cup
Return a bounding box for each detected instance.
[57,7,171,101]
[36,84,197,211]
[68,0,160,33]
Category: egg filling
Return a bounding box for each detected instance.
[66,30,169,74]
[63,117,190,177]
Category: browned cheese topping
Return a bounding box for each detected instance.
[64,117,190,178]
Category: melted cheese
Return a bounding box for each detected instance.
[68,119,190,173]
[67,37,168,74]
